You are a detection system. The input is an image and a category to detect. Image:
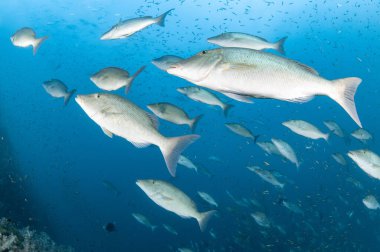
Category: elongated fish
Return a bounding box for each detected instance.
[152,55,183,71]
[323,120,344,137]
[197,191,218,207]
[101,9,173,40]
[271,138,300,168]
[11,27,48,55]
[162,224,178,235]
[256,141,281,156]
[351,128,372,143]
[147,102,203,132]
[132,213,157,231]
[225,123,259,142]
[90,66,145,93]
[282,120,329,141]
[42,79,76,105]
[136,180,216,231]
[247,166,284,188]
[362,195,380,210]
[75,93,199,176]
[167,48,363,127]
[251,212,270,228]
[332,153,347,166]
[208,32,287,54]
[177,87,232,116]
[178,155,198,173]
[347,149,380,180]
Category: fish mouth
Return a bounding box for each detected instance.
[176,88,186,94]
[207,37,217,43]
[166,63,182,74]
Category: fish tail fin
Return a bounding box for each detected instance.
[155,9,174,27]
[275,36,287,55]
[197,210,216,232]
[33,36,48,55]
[189,114,203,132]
[64,89,76,106]
[329,77,362,128]
[222,103,233,117]
[323,133,330,142]
[125,66,145,94]
[160,134,200,177]
[253,135,260,143]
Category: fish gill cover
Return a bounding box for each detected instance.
[0,0,379,251]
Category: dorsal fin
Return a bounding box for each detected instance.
[291,60,319,75]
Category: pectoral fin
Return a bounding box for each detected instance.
[101,127,113,138]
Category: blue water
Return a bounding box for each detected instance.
[1,0,380,251]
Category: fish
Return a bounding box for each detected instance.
[90,66,145,94]
[42,79,76,105]
[132,213,158,231]
[247,166,284,188]
[281,199,304,215]
[256,141,281,156]
[251,212,270,228]
[282,120,329,141]
[197,191,218,207]
[162,224,178,235]
[136,179,216,231]
[362,195,380,210]
[178,155,198,173]
[323,120,344,137]
[347,149,380,180]
[225,123,259,142]
[351,128,372,143]
[271,138,300,168]
[75,93,199,177]
[10,27,48,55]
[152,55,183,71]
[147,102,203,132]
[102,179,121,196]
[177,87,232,116]
[207,32,287,54]
[331,153,347,166]
[167,48,362,127]
[100,9,174,40]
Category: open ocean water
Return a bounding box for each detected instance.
[0,0,380,251]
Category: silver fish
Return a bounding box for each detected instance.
[351,128,372,143]
[347,149,380,180]
[247,166,284,188]
[282,120,329,141]
[271,138,300,168]
[75,93,199,176]
[152,55,183,71]
[11,27,47,55]
[362,195,380,210]
[101,9,173,40]
[323,120,344,137]
[42,79,76,105]
[225,123,259,142]
[178,155,198,173]
[332,153,347,166]
[197,191,218,207]
[251,212,270,228]
[132,213,158,231]
[167,48,362,127]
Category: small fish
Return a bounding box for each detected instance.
[256,142,281,156]
[136,179,216,231]
[147,102,203,132]
[323,120,344,137]
[197,191,218,207]
[132,213,158,231]
[247,166,284,188]
[163,224,178,235]
[101,9,174,40]
[208,32,287,54]
[178,155,198,173]
[251,212,270,228]
[42,79,76,105]
[152,55,183,71]
[271,138,300,168]
[362,195,380,210]
[90,66,145,94]
[281,199,304,215]
[351,128,372,143]
[103,222,116,232]
[225,123,259,142]
[177,87,232,116]
[11,27,48,55]
[282,120,329,141]
[331,153,347,166]
[348,149,380,180]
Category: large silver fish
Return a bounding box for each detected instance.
[136,179,216,231]
[101,9,173,40]
[167,48,362,127]
[282,120,329,141]
[75,93,199,176]
[347,149,380,180]
[11,27,48,55]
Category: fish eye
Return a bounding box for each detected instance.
[201,50,207,55]
[96,94,100,98]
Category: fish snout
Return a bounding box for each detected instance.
[166,63,182,74]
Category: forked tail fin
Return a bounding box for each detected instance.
[222,103,233,117]
[155,9,174,27]
[125,66,146,94]
[189,114,203,132]
[328,77,362,128]
[64,89,77,106]
[197,210,217,232]
[33,36,48,55]
[275,36,287,55]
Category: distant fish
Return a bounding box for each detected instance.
[225,123,259,142]
[282,120,329,141]
[75,93,199,177]
[177,87,232,116]
[132,213,158,231]
[331,153,347,166]
[152,55,183,71]
[101,9,174,40]
[136,179,216,231]
[256,141,281,156]
[323,120,344,137]
[11,27,48,55]
[208,32,287,54]
[42,79,76,105]
[178,155,198,173]
[281,199,304,215]
[162,224,178,235]
[147,102,203,132]
[351,128,372,143]
[251,212,270,228]
[347,149,380,180]
[90,66,145,94]
[362,195,380,210]
[271,138,300,168]
[247,166,284,188]
[197,191,218,207]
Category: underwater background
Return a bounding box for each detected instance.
[1,0,380,251]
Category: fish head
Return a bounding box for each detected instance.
[147,103,164,115]
[207,33,231,44]
[100,25,120,40]
[136,179,160,196]
[75,93,109,118]
[167,49,223,83]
